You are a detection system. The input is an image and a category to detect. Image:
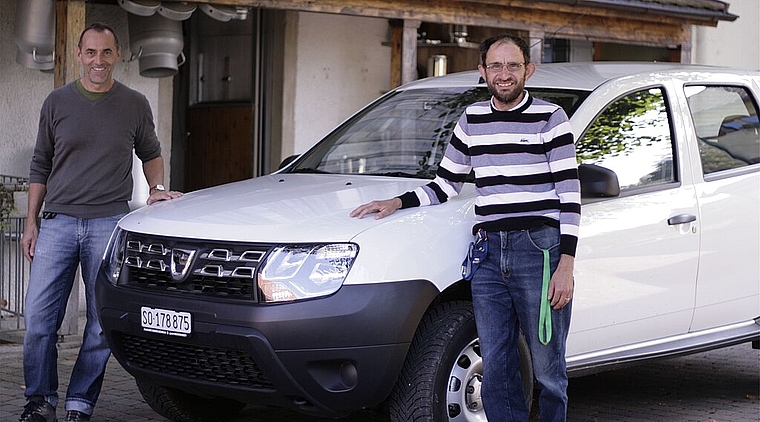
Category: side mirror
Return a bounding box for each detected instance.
[578,164,620,198]
[278,154,300,170]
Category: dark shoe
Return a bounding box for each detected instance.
[19,400,57,422]
[64,411,91,422]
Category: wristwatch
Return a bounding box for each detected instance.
[151,184,166,193]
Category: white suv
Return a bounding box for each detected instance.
[96,62,760,422]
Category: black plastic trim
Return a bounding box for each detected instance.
[96,269,440,417]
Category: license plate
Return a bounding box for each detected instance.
[140,307,192,337]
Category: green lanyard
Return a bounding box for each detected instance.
[538,249,552,345]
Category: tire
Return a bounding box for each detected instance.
[388,301,533,422]
[135,379,246,422]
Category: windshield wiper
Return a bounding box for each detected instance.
[365,171,420,178]
[289,167,332,174]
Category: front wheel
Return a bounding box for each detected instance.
[388,301,533,422]
[135,379,246,422]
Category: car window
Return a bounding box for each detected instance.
[577,87,675,191]
[292,87,589,179]
[684,85,760,175]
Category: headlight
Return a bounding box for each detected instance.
[258,243,358,303]
[102,227,127,284]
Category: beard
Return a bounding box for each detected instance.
[487,76,526,107]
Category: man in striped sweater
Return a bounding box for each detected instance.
[351,34,580,421]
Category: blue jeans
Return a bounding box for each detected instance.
[23,213,124,414]
[471,226,572,422]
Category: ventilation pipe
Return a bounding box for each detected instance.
[14,0,55,71]
[118,0,160,16]
[200,3,248,21]
[127,13,185,78]
[157,2,196,21]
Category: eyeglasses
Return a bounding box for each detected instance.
[484,62,525,73]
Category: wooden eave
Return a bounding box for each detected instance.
[183,0,734,25]
[94,0,736,25]
[163,0,732,47]
[538,0,737,23]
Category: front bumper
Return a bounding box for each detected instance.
[95,269,439,417]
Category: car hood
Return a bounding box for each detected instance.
[119,174,429,243]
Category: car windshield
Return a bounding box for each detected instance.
[290,86,589,179]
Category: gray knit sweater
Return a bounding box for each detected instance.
[398,92,581,256]
[29,80,162,218]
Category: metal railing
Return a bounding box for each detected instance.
[1,175,29,332]
[1,217,27,331]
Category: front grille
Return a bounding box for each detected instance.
[118,333,274,390]
[119,233,269,301]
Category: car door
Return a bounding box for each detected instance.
[568,83,700,356]
[682,81,760,331]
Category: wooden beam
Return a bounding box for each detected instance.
[389,21,402,88]
[529,31,544,64]
[190,0,697,47]
[401,19,420,85]
[54,0,86,88]
[389,19,421,88]
[52,0,85,338]
[679,24,692,64]
[194,0,691,24]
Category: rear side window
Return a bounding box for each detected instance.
[685,85,760,175]
[577,87,675,191]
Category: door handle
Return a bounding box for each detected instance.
[668,214,697,225]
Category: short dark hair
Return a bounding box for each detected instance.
[78,22,120,50]
[479,34,530,65]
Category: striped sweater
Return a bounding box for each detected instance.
[397,92,581,256]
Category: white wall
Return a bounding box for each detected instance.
[692,0,760,70]
[283,11,391,156]
[570,40,594,62]
[0,1,52,179]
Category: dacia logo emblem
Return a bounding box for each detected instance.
[171,248,196,281]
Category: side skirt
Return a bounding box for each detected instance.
[567,318,760,377]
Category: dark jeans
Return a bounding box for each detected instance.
[471,226,572,421]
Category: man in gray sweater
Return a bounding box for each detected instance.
[19,23,181,422]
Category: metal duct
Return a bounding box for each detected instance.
[127,13,185,78]
[157,2,196,21]
[118,0,160,17]
[200,4,247,21]
[13,0,55,71]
